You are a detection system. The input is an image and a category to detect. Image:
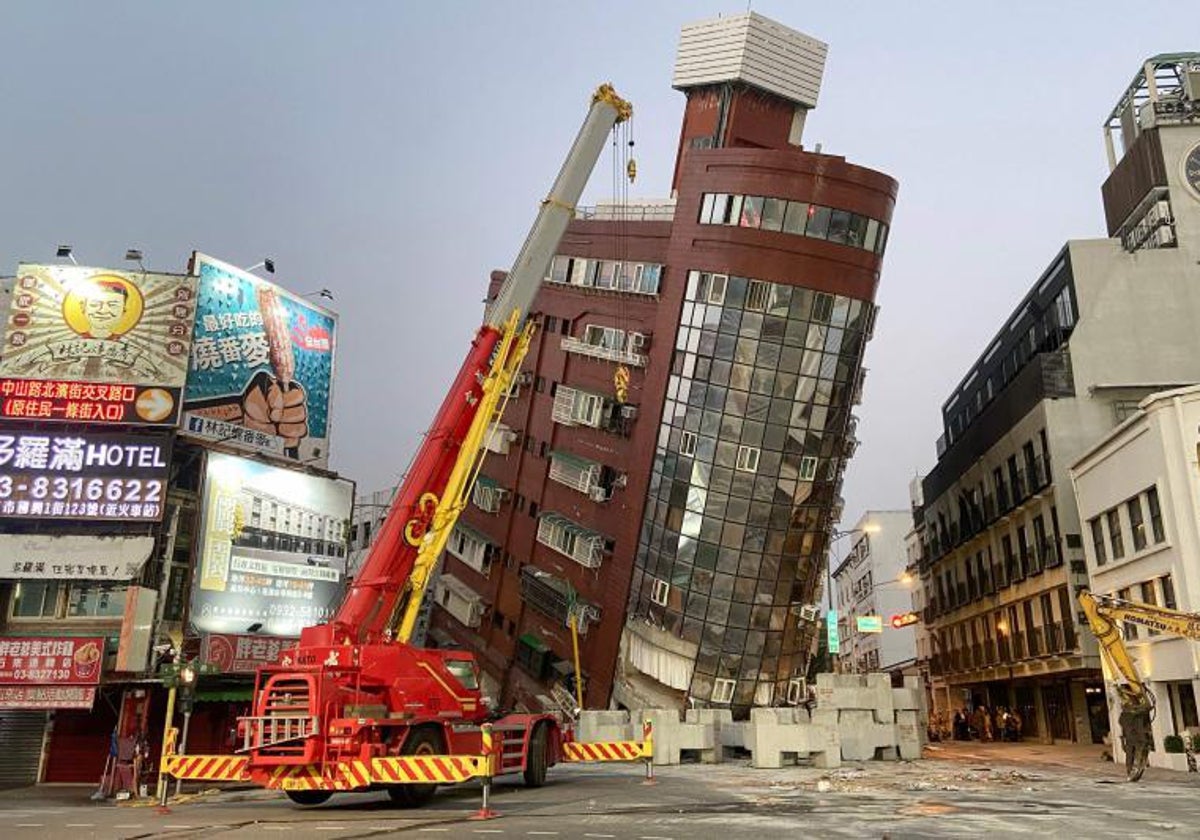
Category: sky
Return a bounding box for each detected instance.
[0,1,1189,536]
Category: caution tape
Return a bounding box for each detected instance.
[162,753,489,792]
[562,739,650,762]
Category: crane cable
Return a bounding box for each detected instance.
[612,115,636,404]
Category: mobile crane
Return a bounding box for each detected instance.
[168,85,631,806]
[1078,590,1200,781]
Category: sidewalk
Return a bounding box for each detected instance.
[926,738,1197,784]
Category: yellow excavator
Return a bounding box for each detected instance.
[1078,590,1200,781]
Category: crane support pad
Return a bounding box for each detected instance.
[162,754,251,782]
[562,740,650,762]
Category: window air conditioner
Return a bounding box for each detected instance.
[620,404,638,420]
[588,486,609,503]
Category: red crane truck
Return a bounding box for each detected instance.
[166,84,632,807]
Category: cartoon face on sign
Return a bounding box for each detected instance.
[61,275,144,340]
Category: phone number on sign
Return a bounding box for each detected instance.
[0,475,163,504]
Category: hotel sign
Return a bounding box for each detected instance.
[0,426,171,521]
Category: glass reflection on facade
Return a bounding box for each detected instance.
[628,270,872,709]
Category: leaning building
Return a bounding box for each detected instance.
[429,12,897,716]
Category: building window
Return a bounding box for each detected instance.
[1090,518,1107,566]
[811,292,834,323]
[680,431,697,457]
[651,579,670,607]
[712,678,737,705]
[1178,684,1200,730]
[745,280,770,312]
[1147,487,1165,543]
[9,580,62,619]
[735,445,760,473]
[1106,509,1125,561]
[1161,574,1178,610]
[1140,581,1159,636]
[551,385,606,428]
[1127,497,1147,552]
[705,273,728,304]
[1118,588,1137,640]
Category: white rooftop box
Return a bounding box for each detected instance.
[672,12,828,109]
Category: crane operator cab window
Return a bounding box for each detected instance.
[444,658,481,691]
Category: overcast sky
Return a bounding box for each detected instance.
[0,1,1187,533]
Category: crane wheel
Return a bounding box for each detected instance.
[523,722,549,788]
[388,728,445,808]
[285,790,332,806]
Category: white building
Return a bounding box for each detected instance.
[832,511,917,675]
[1070,385,1200,770]
[348,485,395,577]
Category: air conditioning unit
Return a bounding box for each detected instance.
[516,371,534,387]
[620,404,638,419]
[798,604,820,623]
[588,486,609,503]
[612,473,628,489]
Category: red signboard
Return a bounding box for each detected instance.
[0,637,105,685]
[0,685,96,710]
[200,633,293,674]
[0,378,181,426]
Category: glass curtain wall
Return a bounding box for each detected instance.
[628,270,871,711]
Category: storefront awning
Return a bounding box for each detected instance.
[518,632,548,653]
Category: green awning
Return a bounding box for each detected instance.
[518,632,549,652]
[475,474,498,489]
[548,449,599,470]
[539,511,602,542]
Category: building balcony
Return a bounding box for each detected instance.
[561,335,648,367]
[548,450,604,498]
[536,512,607,569]
[471,476,508,514]
[434,573,485,629]
[519,566,600,634]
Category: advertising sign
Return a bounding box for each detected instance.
[183,253,336,467]
[0,636,105,685]
[200,632,292,673]
[0,264,196,425]
[856,615,884,634]
[0,685,96,710]
[0,534,153,579]
[0,425,171,521]
[826,609,840,654]
[191,451,352,637]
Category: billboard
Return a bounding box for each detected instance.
[0,425,171,521]
[0,264,196,425]
[183,253,336,468]
[191,451,352,637]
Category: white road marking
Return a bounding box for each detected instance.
[65,825,95,828]
[418,830,450,834]
[473,831,505,835]
[528,834,559,837]
[583,835,616,839]
[263,828,290,832]
[115,825,145,829]
[16,824,44,828]
[165,826,193,830]
[314,828,345,832]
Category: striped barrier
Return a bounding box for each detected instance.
[371,755,488,785]
[161,754,251,782]
[562,719,655,784]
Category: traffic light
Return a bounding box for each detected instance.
[178,663,198,714]
[890,612,920,629]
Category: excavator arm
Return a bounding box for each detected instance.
[1078,591,1200,780]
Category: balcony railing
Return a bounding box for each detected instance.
[1028,626,1044,657]
[997,636,1011,662]
[561,336,647,367]
[984,639,997,664]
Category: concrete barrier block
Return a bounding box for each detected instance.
[577,709,633,743]
[636,707,715,766]
[746,712,840,770]
[895,709,921,760]
[686,709,736,762]
[838,709,897,761]
[892,687,920,711]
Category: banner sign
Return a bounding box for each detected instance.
[200,633,292,673]
[0,534,153,579]
[191,451,352,637]
[183,253,336,468]
[0,378,180,425]
[0,264,196,426]
[0,685,96,710]
[0,425,171,521]
[826,609,840,654]
[0,636,105,685]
